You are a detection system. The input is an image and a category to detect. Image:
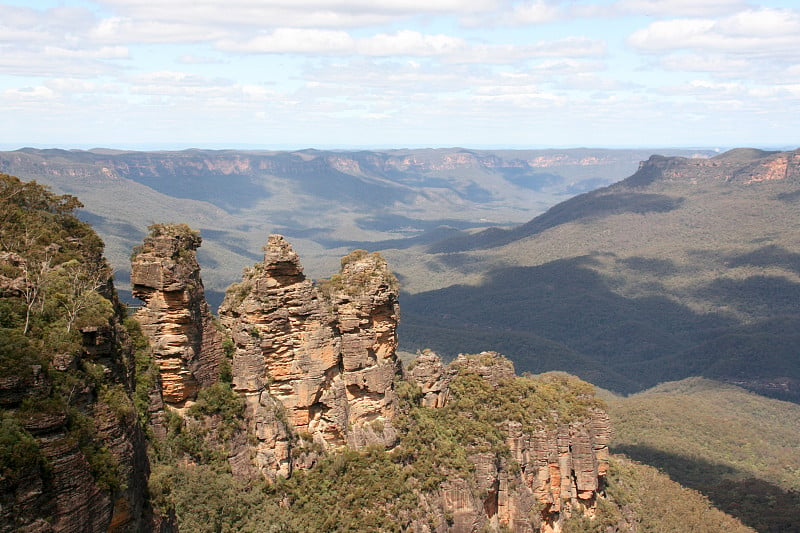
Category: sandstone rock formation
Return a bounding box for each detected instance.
[218,235,400,479]
[130,224,223,405]
[0,326,156,533]
[407,351,611,533]
[406,348,448,408]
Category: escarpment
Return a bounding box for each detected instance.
[406,351,611,533]
[0,174,157,532]
[217,235,400,478]
[131,230,611,531]
[130,224,224,405]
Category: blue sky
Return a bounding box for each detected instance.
[1,0,798,150]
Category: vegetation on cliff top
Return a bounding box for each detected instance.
[130,222,202,261]
[0,173,136,512]
[317,248,400,300]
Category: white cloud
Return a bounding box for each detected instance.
[489,0,749,26]
[42,78,123,95]
[89,17,226,43]
[358,31,466,57]
[3,85,57,101]
[669,79,800,100]
[130,70,231,87]
[93,0,504,30]
[298,54,614,104]
[628,8,800,57]
[117,0,501,14]
[217,28,356,54]
[659,53,750,73]
[216,28,603,64]
[613,0,748,17]
[177,54,224,64]
[1,0,797,148]
[0,6,130,78]
[502,0,561,25]
[0,4,97,44]
[718,8,799,37]
[42,45,129,59]
[0,47,125,77]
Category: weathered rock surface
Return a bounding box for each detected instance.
[219,235,400,479]
[0,325,156,533]
[131,224,223,405]
[406,348,448,408]
[408,351,612,533]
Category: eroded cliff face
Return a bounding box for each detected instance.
[627,148,800,188]
[0,329,153,533]
[218,235,400,479]
[407,352,611,533]
[0,174,161,532]
[0,318,156,533]
[130,224,223,405]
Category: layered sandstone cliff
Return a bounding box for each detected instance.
[407,351,611,533]
[0,174,160,532]
[218,235,400,479]
[0,325,156,533]
[130,224,223,405]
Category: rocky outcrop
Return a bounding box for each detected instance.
[0,327,156,533]
[626,148,800,188]
[130,224,223,405]
[406,349,448,408]
[218,235,400,479]
[408,351,612,533]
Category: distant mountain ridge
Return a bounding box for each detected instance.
[398,148,800,402]
[0,146,713,305]
[428,148,799,253]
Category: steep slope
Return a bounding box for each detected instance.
[398,148,800,400]
[0,174,161,531]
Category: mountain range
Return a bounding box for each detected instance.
[3,148,800,532]
[3,146,797,402]
[0,146,713,306]
[395,148,800,402]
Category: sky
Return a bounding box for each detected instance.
[1,0,798,150]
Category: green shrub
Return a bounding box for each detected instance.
[0,414,47,485]
[189,382,244,421]
[124,317,159,428]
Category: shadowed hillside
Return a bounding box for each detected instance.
[397,148,800,401]
[606,378,800,532]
